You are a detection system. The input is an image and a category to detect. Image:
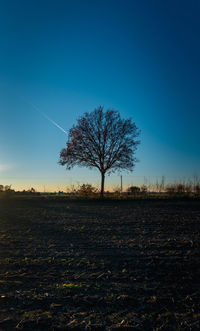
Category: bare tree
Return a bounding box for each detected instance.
[59,106,140,197]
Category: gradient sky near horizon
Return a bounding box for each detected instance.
[0,0,200,191]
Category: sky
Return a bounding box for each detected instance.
[0,0,200,191]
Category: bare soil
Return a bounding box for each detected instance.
[0,198,199,330]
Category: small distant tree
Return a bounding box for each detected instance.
[176,184,185,193]
[76,184,98,197]
[140,185,148,194]
[28,187,36,193]
[59,106,140,197]
[194,184,200,194]
[1,185,15,195]
[166,185,176,195]
[4,185,12,191]
[127,186,140,195]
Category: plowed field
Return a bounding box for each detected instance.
[0,198,199,330]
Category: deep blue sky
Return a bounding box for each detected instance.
[0,0,200,191]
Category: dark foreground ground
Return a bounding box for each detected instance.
[0,198,199,330]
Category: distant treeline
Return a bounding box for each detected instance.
[1,181,200,199]
[0,185,40,196]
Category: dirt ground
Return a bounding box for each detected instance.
[0,198,199,330]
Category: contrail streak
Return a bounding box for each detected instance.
[40,111,68,135]
[1,86,68,135]
[22,97,68,135]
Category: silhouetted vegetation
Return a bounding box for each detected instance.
[67,180,200,199]
[0,184,14,193]
[127,185,141,194]
[59,106,140,197]
[0,185,40,198]
[76,184,98,197]
[1,177,200,200]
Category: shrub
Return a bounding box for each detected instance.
[194,184,200,195]
[166,185,176,195]
[140,185,148,194]
[76,184,98,197]
[127,186,140,195]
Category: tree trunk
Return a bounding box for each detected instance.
[100,172,105,198]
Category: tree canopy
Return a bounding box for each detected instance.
[59,106,140,197]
